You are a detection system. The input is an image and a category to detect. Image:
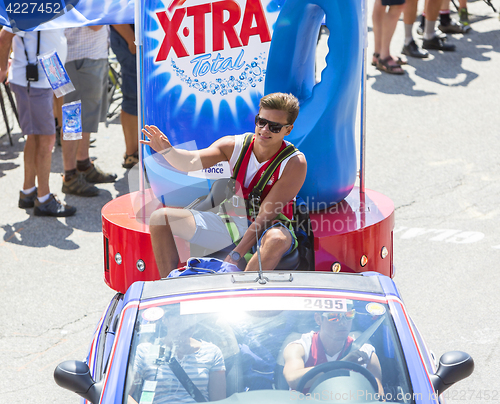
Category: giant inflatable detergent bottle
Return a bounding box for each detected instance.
[141,0,362,208]
[101,0,395,294]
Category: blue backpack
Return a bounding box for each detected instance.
[168,257,241,278]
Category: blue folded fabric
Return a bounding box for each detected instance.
[168,257,241,278]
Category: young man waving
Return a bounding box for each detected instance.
[141,92,307,278]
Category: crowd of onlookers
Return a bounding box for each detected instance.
[372,0,477,75]
[0,24,138,217]
[0,0,494,217]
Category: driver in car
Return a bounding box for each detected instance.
[282,307,383,394]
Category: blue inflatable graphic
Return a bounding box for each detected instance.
[266,0,362,205]
[141,0,362,209]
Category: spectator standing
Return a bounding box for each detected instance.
[372,0,406,75]
[61,26,117,197]
[0,28,76,217]
[110,24,139,169]
[403,0,456,56]
[421,0,457,50]
[438,0,470,33]
[402,0,430,58]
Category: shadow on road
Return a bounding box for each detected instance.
[2,218,78,250]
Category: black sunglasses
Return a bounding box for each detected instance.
[255,115,291,133]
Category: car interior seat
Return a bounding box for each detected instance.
[187,178,300,270]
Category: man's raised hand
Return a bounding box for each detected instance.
[140,125,172,154]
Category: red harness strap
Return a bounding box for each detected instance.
[235,138,294,220]
[305,332,354,367]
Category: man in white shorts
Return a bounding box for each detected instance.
[141,92,307,278]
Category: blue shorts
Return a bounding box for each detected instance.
[110,28,137,116]
[188,210,295,257]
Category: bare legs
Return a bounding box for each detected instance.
[149,209,293,277]
[23,134,56,197]
[61,132,91,177]
[372,0,405,61]
[245,226,292,272]
[149,208,197,278]
[121,110,138,156]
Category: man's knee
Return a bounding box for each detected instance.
[36,134,56,153]
[150,208,170,227]
[261,227,291,252]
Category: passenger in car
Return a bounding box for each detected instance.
[282,308,383,394]
[141,92,307,277]
[128,311,226,403]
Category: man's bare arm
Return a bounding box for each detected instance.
[366,352,384,395]
[141,125,235,172]
[0,30,14,83]
[283,343,314,390]
[111,24,136,54]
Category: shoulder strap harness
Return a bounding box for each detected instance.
[218,134,299,260]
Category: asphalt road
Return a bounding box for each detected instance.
[1,2,499,402]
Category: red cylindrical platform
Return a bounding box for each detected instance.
[102,187,394,293]
[310,187,394,276]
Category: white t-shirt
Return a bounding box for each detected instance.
[229,133,303,188]
[4,27,67,89]
[134,341,225,404]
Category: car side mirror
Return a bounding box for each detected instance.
[54,360,102,404]
[430,351,474,395]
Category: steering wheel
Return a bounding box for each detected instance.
[296,360,378,393]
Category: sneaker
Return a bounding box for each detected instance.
[18,188,37,208]
[402,40,429,58]
[62,173,100,197]
[80,164,117,183]
[34,194,77,217]
[123,153,139,169]
[439,18,468,34]
[422,35,456,51]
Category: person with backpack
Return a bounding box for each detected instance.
[141,92,307,278]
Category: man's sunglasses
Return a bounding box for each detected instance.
[323,310,356,322]
[255,115,291,133]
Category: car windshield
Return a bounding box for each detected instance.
[124,290,414,403]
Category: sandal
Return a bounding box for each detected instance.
[123,152,139,169]
[394,56,408,65]
[376,56,405,75]
[373,53,406,67]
